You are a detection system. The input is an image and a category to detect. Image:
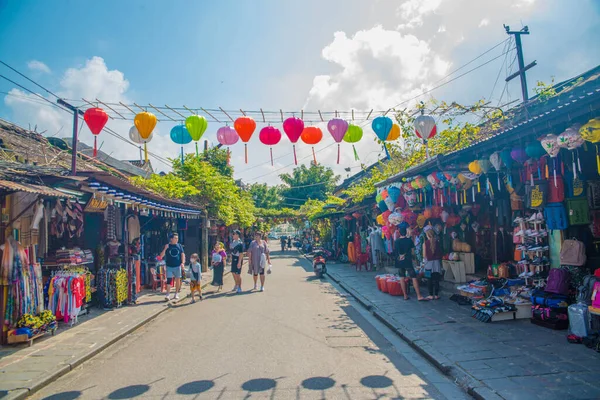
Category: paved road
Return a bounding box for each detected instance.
[31,249,468,400]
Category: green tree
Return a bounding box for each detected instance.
[202,146,234,178]
[248,183,282,209]
[279,164,340,208]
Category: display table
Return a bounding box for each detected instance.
[443,260,467,283]
[457,252,475,274]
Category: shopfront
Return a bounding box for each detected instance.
[372,65,600,335]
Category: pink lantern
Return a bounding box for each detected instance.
[283,117,305,165]
[327,118,349,164]
[259,126,282,166]
[217,126,239,165]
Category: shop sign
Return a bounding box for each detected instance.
[85,197,108,213]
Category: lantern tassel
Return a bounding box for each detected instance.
[144,142,148,163]
[572,153,577,180]
[181,146,184,166]
[227,148,230,166]
[553,158,557,188]
[577,150,582,173]
[245,143,248,164]
[195,142,199,157]
[383,143,390,160]
[270,147,274,166]
[596,144,600,176]
[497,174,501,190]
[472,186,475,202]
[352,145,359,161]
[293,144,298,165]
[337,143,340,164]
[312,147,317,164]
[93,136,98,158]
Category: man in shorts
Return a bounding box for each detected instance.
[230,230,244,293]
[394,226,426,301]
[159,233,185,301]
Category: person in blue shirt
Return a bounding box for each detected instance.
[159,233,185,301]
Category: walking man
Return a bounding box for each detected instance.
[230,230,244,293]
[160,232,185,301]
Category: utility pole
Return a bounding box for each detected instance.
[57,99,85,175]
[504,25,537,102]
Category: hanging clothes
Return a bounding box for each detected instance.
[496,228,512,263]
[126,214,140,244]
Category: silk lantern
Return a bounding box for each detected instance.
[217,126,239,165]
[185,115,208,156]
[489,151,504,190]
[259,126,282,166]
[134,111,157,163]
[558,124,584,178]
[387,186,401,204]
[283,117,305,165]
[414,113,437,157]
[170,125,192,165]
[234,116,257,163]
[83,107,108,157]
[344,124,363,160]
[301,126,323,164]
[129,126,153,162]
[580,118,600,175]
[540,134,560,186]
[327,118,349,164]
[387,124,401,141]
[372,116,393,159]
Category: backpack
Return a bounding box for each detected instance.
[566,197,590,225]
[544,203,568,231]
[545,268,571,295]
[548,176,565,203]
[560,239,587,266]
[577,275,600,304]
[526,180,548,209]
[530,289,569,308]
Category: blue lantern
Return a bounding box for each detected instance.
[170,125,192,164]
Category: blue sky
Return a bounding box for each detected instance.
[1,0,599,183]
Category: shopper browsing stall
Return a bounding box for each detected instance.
[159,233,185,301]
[394,226,427,301]
[423,228,443,300]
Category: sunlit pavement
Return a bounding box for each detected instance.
[31,248,468,400]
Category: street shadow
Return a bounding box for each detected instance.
[361,375,394,389]
[291,259,313,273]
[301,376,336,391]
[177,380,215,395]
[107,384,150,399]
[41,391,82,400]
[241,377,278,392]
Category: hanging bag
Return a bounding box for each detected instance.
[560,238,587,266]
[544,203,568,231]
[566,197,590,226]
[545,268,571,295]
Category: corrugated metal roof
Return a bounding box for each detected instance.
[0,180,74,198]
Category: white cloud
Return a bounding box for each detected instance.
[4,57,181,172]
[478,18,490,27]
[27,60,51,74]
[397,0,443,29]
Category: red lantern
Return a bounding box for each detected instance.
[283,117,305,165]
[259,126,282,166]
[234,116,257,163]
[84,107,109,157]
[301,127,323,164]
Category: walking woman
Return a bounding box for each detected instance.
[423,228,443,300]
[211,242,227,292]
[247,232,271,291]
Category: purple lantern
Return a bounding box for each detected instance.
[327,118,349,164]
[217,126,239,165]
[510,147,528,164]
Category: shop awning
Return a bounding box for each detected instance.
[0,180,75,198]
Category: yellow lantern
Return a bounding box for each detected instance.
[376,214,384,225]
[134,112,158,162]
[580,118,600,175]
[468,160,482,175]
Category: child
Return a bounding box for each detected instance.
[189,253,203,302]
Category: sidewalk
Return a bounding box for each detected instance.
[0,271,227,400]
[326,263,600,400]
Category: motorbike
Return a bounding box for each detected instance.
[313,250,327,278]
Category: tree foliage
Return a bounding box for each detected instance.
[279,164,340,208]
[131,173,199,199]
[248,183,282,209]
[201,146,234,178]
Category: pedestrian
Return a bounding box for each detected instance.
[159,233,185,301]
[280,236,286,252]
[423,228,443,300]
[230,230,244,293]
[189,253,203,303]
[287,236,292,250]
[247,232,271,291]
[211,242,227,292]
[394,226,427,301]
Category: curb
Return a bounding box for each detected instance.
[325,269,502,400]
[4,272,231,400]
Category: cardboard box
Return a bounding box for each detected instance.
[458,252,475,274]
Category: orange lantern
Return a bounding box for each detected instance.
[301,126,323,164]
[134,112,157,163]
